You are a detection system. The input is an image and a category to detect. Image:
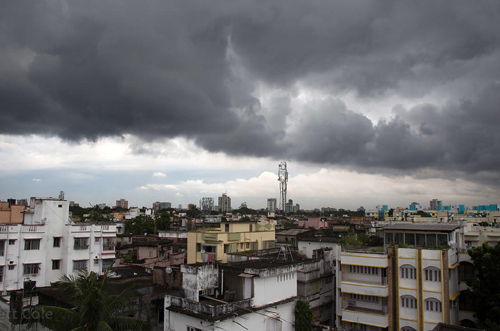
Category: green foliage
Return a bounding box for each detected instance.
[239,216,252,222]
[357,234,370,245]
[124,254,132,262]
[124,215,155,235]
[156,211,171,231]
[340,233,362,248]
[415,210,432,217]
[468,243,500,329]
[294,300,312,331]
[322,228,335,237]
[28,268,151,331]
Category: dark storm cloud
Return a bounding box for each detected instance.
[1,0,500,176]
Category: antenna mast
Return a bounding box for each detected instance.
[278,161,288,216]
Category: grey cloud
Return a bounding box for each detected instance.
[1,0,500,178]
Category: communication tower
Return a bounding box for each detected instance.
[278,162,288,215]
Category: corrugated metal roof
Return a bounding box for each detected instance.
[384,223,461,232]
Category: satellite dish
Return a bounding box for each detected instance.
[201,250,205,254]
[165,267,172,274]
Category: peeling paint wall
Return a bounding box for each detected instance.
[181,264,219,302]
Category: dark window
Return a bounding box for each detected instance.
[23,263,40,275]
[24,239,40,250]
[74,238,89,250]
[53,237,61,247]
[73,260,87,270]
[8,239,15,245]
[52,260,61,270]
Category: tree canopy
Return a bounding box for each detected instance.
[28,268,151,331]
[294,300,312,331]
[468,243,500,330]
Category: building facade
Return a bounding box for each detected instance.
[218,193,231,212]
[0,197,117,293]
[267,198,277,212]
[115,199,128,209]
[187,220,275,264]
[164,261,298,331]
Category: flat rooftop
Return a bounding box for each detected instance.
[384,223,461,232]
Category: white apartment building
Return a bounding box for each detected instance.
[164,260,298,331]
[0,197,117,293]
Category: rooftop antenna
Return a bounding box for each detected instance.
[278,162,288,216]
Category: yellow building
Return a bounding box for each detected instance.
[187,220,276,264]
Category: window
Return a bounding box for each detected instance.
[94,259,99,265]
[425,267,441,282]
[246,243,250,249]
[349,265,379,275]
[74,238,89,250]
[349,294,379,302]
[225,224,229,232]
[52,260,61,270]
[0,241,4,256]
[187,327,202,331]
[8,265,15,270]
[401,265,416,279]
[73,260,87,270]
[58,204,63,208]
[0,266,3,282]
[249,224,253,232]
[425,299,442,312]
[53,237,61,247]
[23,263,40,275]
[401,296,417,309]
[8,239,15,245]
[95,237,100,243]
[24,239,40,250]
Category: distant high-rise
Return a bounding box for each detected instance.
[267,198,277,212]
[286,199,294,214]
[115,199,128,209]
[218,193,231,212]
[430,199,442,210]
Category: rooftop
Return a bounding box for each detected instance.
[384,223,461,232]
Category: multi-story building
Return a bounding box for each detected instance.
[164,260,298,331]
[218,193,231,212]
[187,220,275,264]
[336,223,473,330]
[0,200,24,224]
[0,197,117,293]
[430,199,443,211]
[115,199,128,209]
[267,198,277,212]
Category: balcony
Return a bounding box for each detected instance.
[342,305,389,328]
[341,280,389,297]
[167,295,253,317]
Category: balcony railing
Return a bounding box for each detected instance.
[168,296,253,317]
[343,305,388,316]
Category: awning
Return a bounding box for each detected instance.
[450,291,461,301]
[238,273,254,278]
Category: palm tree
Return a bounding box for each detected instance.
[27,267,151,331]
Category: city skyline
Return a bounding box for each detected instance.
[2,1,500,209]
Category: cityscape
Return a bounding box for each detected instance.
[2,1,500,331]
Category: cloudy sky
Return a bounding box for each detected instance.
[1,0,500,210]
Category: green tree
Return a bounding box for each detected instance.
[467,243,500,330]
[28,268,151,331]
[294,300,312,331]
[156,211,171,231]
[124,216,155,235]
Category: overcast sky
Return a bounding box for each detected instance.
[1,1,500,210]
